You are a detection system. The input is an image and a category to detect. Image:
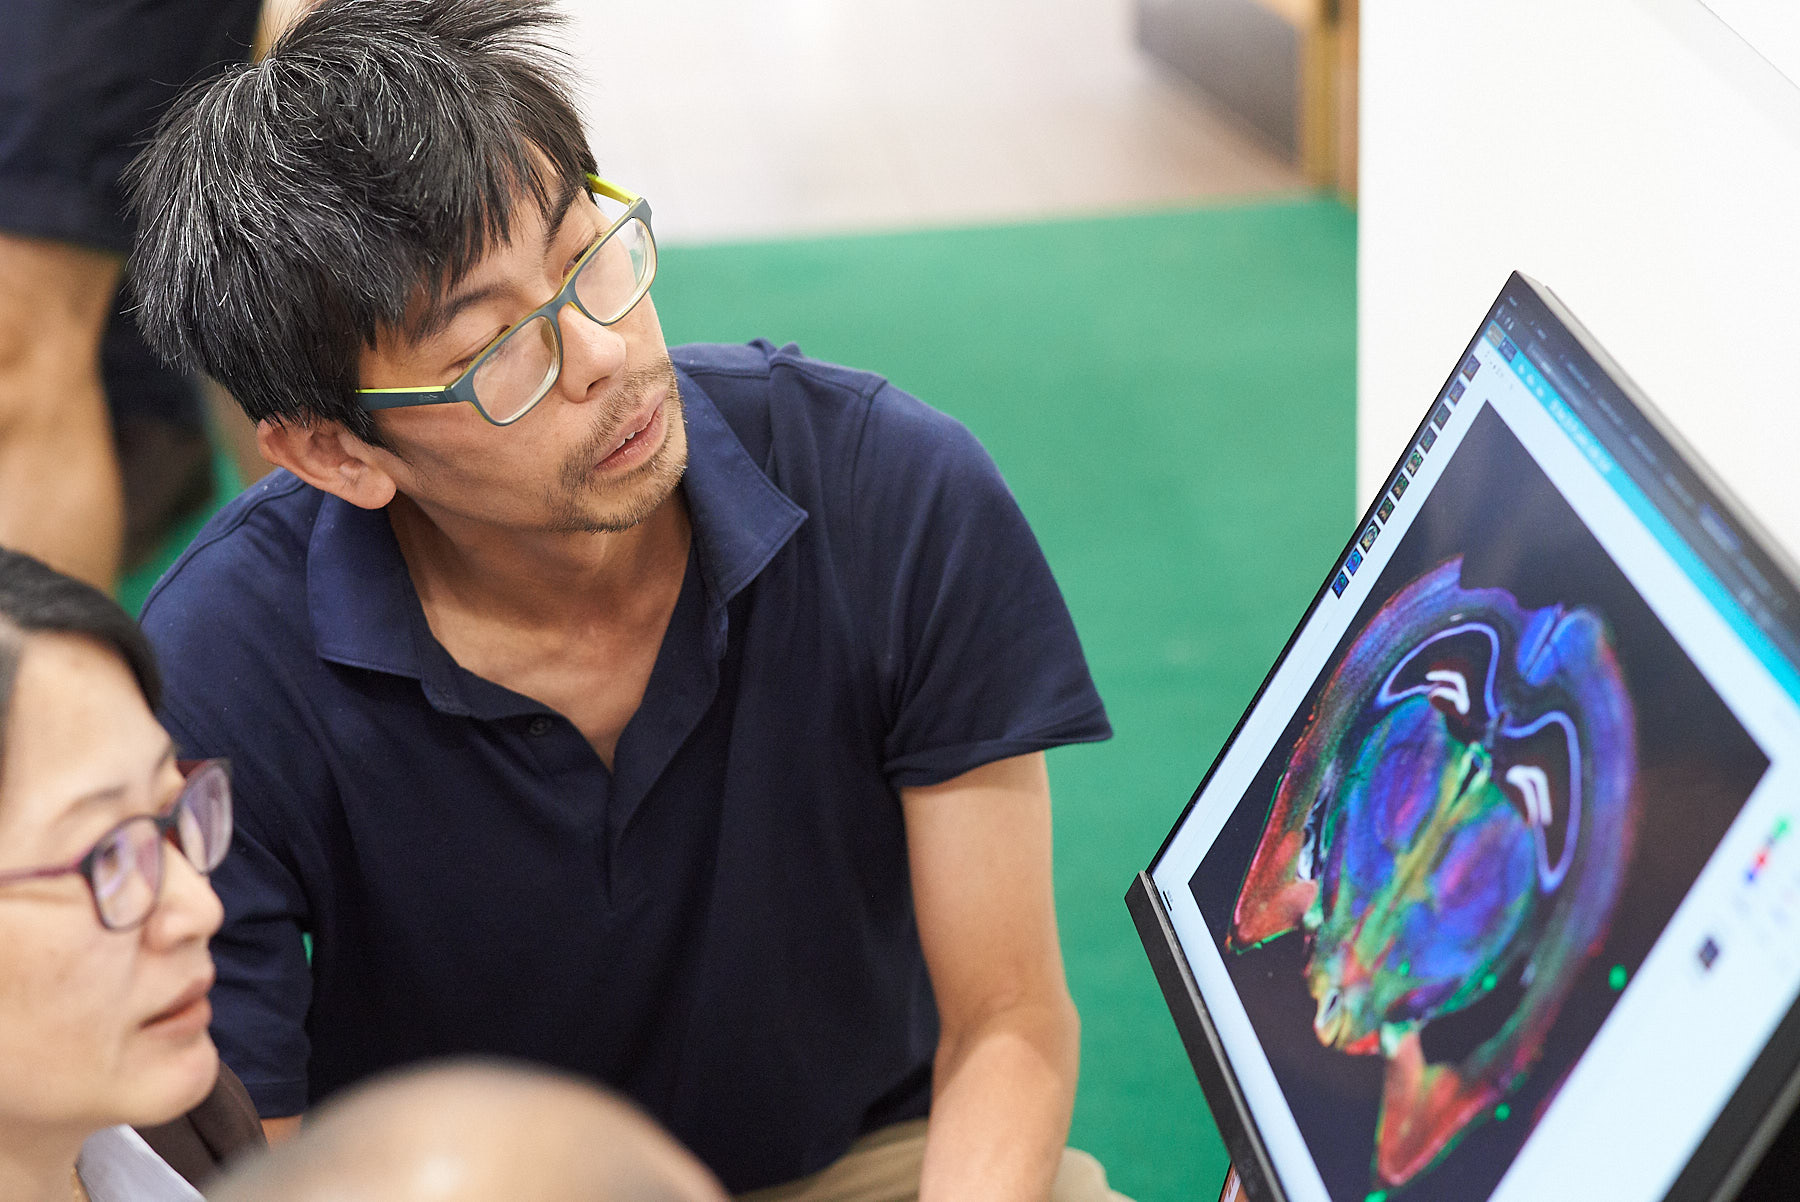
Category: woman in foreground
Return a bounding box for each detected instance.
[0,548,233,1201]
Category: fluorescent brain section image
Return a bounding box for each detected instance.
[1228,557,1640,1190]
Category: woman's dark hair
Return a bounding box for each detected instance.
[0,549,161,749]
[125,0,597,448]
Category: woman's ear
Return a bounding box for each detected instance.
[256,420,399,511]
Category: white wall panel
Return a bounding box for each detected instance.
[1359,0,1800,556]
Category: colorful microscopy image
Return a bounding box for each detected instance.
[1407,450,1425,477]
[1191,406,1767,1201]
[1230,556,1639,1190]
[1377,497,1396,523]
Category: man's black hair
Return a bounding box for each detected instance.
[126,0,597,447]
[0,549,161,769]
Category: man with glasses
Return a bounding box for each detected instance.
[129,1,1121,1199]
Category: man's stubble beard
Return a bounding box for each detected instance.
[544,354,689,536]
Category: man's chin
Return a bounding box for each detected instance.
[549,403,689,536]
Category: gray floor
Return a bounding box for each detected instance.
[562,0,1307,243]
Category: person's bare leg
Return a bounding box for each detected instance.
[0,235,124,589]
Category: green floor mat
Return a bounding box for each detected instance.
[654,198,1357,1200]
[126,197,1357,1200]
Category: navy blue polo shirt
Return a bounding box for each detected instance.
[141,341,1110,1192]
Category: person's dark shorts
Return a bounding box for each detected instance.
[0,0,260,254]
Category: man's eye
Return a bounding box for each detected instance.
[449,329,506,377]
[569,228,609,274]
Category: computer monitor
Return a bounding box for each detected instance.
[1130,273,1800,1202]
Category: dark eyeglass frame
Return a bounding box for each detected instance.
[0,758,232,932]
[354,174,657,427]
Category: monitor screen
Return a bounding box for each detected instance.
[1144,274,1800,1202]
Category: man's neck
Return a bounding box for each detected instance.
[386,489,693,632]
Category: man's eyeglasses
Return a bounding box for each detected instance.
[356,175,657,427]
[0,759,233,931]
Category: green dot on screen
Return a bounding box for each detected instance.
[1482,972,1497,991]
[1609,964,1628,990]
[1496,1103,1512,1121]
[1365,1192,1388,1202]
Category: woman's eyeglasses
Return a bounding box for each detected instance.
[0,759,233,931]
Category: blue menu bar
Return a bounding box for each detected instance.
[1498,337,1800,704]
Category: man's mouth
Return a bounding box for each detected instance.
[595,399,664,469]
[558,357,683,493]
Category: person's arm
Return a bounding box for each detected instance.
[149,663,321,1143]
[901,751,1080,1202]
[261,1116,302,1144]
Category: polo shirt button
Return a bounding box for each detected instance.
[527,716,553,737]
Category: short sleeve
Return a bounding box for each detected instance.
[850,383,1110,787]
[145,582,319,1118]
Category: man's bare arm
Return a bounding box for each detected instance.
[902,752,1080,1202]
[261,1115,302,1144]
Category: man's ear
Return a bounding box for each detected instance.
[257,419,400,511]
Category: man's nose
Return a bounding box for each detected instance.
[554,301,627,399]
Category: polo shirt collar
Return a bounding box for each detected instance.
[307,371,807,697]
[675,365,809,606]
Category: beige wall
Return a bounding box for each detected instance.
[1358,0,1800,557]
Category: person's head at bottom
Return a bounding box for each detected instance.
[0,548,228,1200]
[207,1060,727,1202]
